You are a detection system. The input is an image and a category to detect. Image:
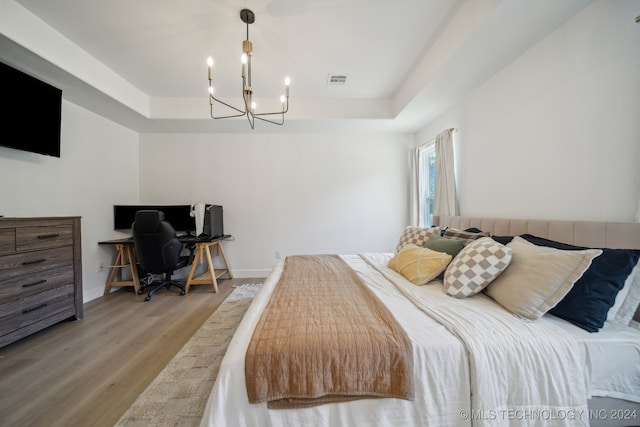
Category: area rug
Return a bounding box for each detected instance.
[115,283,262,427]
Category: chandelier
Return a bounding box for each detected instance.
[207,9,290,129]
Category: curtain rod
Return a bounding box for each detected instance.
[418,127,457,149]
[418,138,435,149]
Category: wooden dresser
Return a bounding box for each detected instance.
[0,217,83,348]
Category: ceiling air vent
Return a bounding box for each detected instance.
[327,74,348,86]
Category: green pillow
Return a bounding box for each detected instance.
[423,234,465,258]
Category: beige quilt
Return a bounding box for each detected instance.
[245,254,414,409]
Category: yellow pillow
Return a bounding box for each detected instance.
[388,244,452,285]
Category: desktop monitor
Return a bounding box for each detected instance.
[113,205,194,233]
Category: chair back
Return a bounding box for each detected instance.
[132,210,183,274]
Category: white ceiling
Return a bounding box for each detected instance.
[1,0,592,133]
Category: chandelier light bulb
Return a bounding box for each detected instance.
[280,95,286,103]
[208,86,214,95]
[284,76,290,97]
[207,57,214,80]
[241,54,248,64]
[251,102,257,110]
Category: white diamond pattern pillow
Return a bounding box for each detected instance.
[395,226,440,253]
[444,237,512,298]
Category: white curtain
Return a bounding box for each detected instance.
[408,147,420,226]
[433,128,458,217]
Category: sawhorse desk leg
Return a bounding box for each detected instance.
[103,243,141,295]
[185,241,233,293]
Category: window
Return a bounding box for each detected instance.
[411,128,457,227]
[418,144,436,227]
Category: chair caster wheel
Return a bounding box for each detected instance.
[145,296,151,301]
[138,290,143,295]
[180,290,186,295]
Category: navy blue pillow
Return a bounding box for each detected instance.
[464,227,484,233]
[491,235,513,246]
[519,234,640,332]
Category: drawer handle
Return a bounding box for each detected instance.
[23,279,47,288]
[38,233,60,240]
[22,258,47,266]
[23,303,48,314]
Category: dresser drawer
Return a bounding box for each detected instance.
[16,225,73,252]
[0,246,74,303]
[0,284,75,338]
[0,229,16,256]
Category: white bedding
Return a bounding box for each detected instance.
[200,253,638,427]
[363,253,589,427]
[201,255,471,427]
[545,316,640,403]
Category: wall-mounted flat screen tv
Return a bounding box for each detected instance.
[0,61,62,158]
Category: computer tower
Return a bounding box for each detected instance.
[204,205,224,238]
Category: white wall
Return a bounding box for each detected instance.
[0,101,140,301]
[416,0,640,222]
[139,133,413,276]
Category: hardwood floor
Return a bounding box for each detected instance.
[0,277,262,427]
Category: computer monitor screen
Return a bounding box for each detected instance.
[113,205,194,233]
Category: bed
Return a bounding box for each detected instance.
[200,216,640,427]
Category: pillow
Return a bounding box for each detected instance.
[485,236,602,320]
[491,235,514,246]
[388,244,452,286]
[464,227,485,233]
[423,234,465,258]
[607,260,640,326]
[443,237,512,298]
[607,267,635,322]
[395,226,440,253]
[442,227,490,244]
[424,234,467,280]
[517,234,640,331]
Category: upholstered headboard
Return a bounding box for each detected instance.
[433,215,640,321]
[433,215,640,250]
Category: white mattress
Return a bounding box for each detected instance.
[200,254,639,427]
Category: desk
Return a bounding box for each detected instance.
[98,235,232,295]
[184,240,233,293]
[98,239,140,295]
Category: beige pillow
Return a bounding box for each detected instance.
[485,236,602,320]
[395,226,440,252]
[388,244,452,285]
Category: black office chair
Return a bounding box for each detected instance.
[132,210,190,301]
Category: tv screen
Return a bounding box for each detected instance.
[113,205,195,233]
[0,61,62,158]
